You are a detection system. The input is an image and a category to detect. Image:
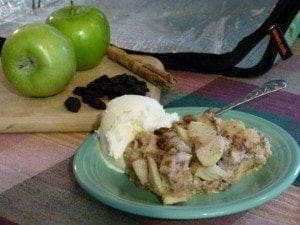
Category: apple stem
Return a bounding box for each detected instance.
[70,0,75,15]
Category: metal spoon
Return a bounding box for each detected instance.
[214,80,286,116]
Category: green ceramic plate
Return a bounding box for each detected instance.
[73,107,300,219]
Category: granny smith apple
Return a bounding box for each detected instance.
[1,23,76,97]
[46,4,110,71]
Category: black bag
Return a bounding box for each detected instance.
[127,0,300,77]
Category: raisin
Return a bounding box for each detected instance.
[67,73,148,111]
[133,88,147,96]
[154,127,171,135]
[94,75,111,85]
[73,86,88,97]
[87,98,106,110]
[81,95,93,104]
[64,97,81,112]
[73,86,100,98]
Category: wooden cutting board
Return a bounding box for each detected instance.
[0,55,162,133]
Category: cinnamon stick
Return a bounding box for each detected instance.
[107,45,177,89]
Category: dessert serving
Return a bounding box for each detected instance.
[97,95,272,205]
[123,109,272,205]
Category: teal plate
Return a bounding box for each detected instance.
[73,107,300,219]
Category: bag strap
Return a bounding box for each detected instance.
[0,37,5,53]
[126,0,300,77]
[222,0,299,77]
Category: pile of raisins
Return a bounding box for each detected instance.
[64,73,149,112]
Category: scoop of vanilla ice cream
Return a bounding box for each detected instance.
[97,95,179,172]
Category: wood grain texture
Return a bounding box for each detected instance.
[0,55,162,133]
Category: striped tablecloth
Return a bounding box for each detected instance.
[0,41,299,225]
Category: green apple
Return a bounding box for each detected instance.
[46,4,110,71]
[1,23,76,97]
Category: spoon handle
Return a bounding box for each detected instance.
[214,80,286,116]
